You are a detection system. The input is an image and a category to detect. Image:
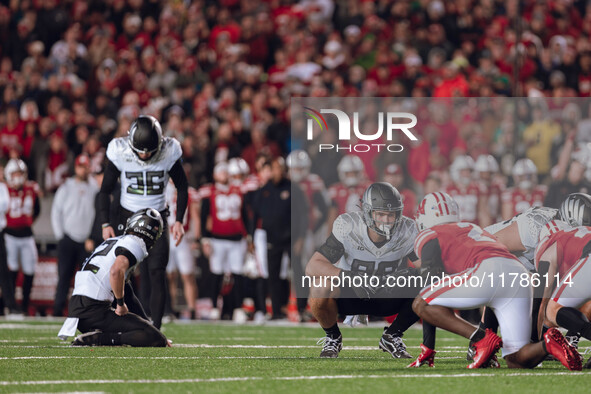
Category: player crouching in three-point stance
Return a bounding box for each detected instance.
[535,219,591,368]
[306,182,421,359]
[411,192,581,370]
[58,208,168,347]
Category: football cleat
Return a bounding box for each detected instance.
[71,330,102,346]
[317,335,342,358]
[466,342,476,361]
[544,327,582,371]
[467,329,502,369]
[407,344,436,367]
[379,328,412,359]
[566,334,580,350]
[467,342,499,368]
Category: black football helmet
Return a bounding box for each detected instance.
[128,115,163,160]
[559,193,591,227]
[124,208,164,249]
[361,182,404,239]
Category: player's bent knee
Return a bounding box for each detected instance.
[412,296,427,316]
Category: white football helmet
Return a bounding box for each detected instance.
[4,158,27,189]
[416,192,460,231]
[474,154,499,174]
[559,193,591,227]
[337,155,365,187]
[538,220,571,242]
[450,155,474,186]
[512,158,537,190]
[286,150,311,182]
[213,161,229,184]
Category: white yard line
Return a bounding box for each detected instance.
[1,372,590,386]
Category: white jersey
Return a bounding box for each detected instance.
[106,137,182,212]
[332,211,417,274]
[72,235,148,302]
[485,206,558,270]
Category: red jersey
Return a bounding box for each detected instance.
[400,188,417,218]
[535,226,591,277]
[502,185,547,217]
[414,222,516,274]
[200,183,246,237]
[479,181,504,222]
[6,181,40,229]
[328,181,372,215]
[298,173,326,231]
[445,182,484,224]
[241,174,262,194]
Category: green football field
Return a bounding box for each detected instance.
[0,320,589,393]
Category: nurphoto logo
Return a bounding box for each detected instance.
[304,107,418,153]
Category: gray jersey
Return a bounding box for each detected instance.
[106,136,182,212]
[332,211,417,274]
[72,235,148,302]
[485,206,558,271]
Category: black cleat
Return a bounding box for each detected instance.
[71,330,102,346]
[379,328,412,359]
[318,335,342,358]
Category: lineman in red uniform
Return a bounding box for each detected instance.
[3,159,41,315]
[411,192,581,370]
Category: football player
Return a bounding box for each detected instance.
[165,179,199,319]
[474,154,504,223]
[381,163,417,218]
[200,162,249,322]
[502,158,547,220]
[59,208,168,347]
[327,155,371,232]
[411,192,581,370]
[287,150,329,319]
[98,115,189,329]
[306,182,420,359]
[3,159,41,315]
[534,217,591,368]
[445,155,491,227]
[410,194,591,367]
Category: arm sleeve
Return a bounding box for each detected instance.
[317,233,345,264]
[98,159,121,225]
[419,238,445,276]
[311,191,328,233]
[115,246,138,267]
[169,159,189,222]
[200,197,211,238]
[33,195,41,220]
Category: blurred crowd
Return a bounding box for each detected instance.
[3,0,591,318]
[2,0,591,192]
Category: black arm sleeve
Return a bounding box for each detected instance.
[406,250,419,263]
[200,197,211,238]
[317,233,345,264]
[419,238,445,276]
[311,191,328,233]
[33,196,41,220]
[98,159,121,225]
[169,159,189,222]
[114,246,138,267]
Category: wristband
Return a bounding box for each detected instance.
[116,298,124,306]
[102,223,111,229]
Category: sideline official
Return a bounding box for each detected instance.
[51,154,99,316]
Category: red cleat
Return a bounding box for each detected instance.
[407,344,436,368]
[544,327,582,371]
[467,329,502,369]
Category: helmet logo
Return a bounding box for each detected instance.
[387,203,392,208]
